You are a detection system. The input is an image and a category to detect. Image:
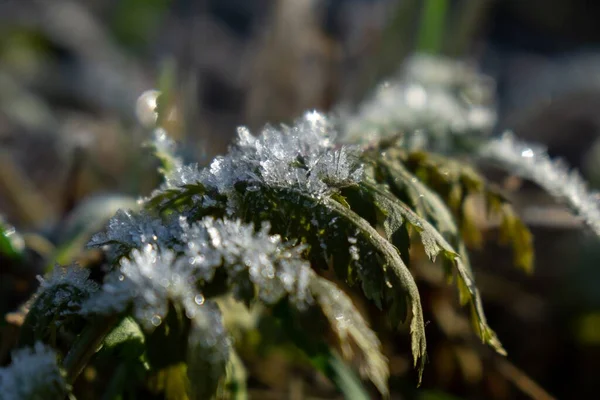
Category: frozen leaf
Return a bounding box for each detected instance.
[241,186,426,381]
[358,181,504,355]
[87,209,182,257]
[82,245,199,331]
[0,342,67,400]
[480,132,600,239]
[180,217,314,308]
[146,127,183,177]
[20,265,99,347]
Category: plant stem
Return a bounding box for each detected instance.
[63,315,121,384]
[417,0,449,54]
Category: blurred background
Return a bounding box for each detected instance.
[1,0,600,399]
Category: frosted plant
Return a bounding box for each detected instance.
[88,209,182,255]
[157,111,364,206]
[180,217,314,307]
[82,244,199,330]
[32,265,99,320]
[0,342,67,400]
[85,216,315,329]
[480,132,600,237]
[342,54,496,152]
[147,127,183,174]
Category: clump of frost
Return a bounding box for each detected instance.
[480,132,600,238]
[82,244,198,330]
[342,54,496,152]
[0,342,67,399]
[158,111,363,206]
[181,217,314,307]
[31,265,99,322]
[88,209,182,254]
[83,217,315,330]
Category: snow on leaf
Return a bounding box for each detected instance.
[82,245,198,331]
[19,265,100,347]
[480,132,600,238]
[180,217,314,308]
[0,342,67,400]
[87,209,182,254]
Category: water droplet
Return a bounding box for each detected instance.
[150,315,162,327]
[194,294,205,305]
[118,275,125,281]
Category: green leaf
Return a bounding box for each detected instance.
[240,186,427,383]
[0,217,24,260]
[219,350,248,400]
[490,196,534,274]
[99,317,145,360]
[310,275,389,397]
[375,157,457,236]
[272,301,373,400]
[357,180,505,355]
[145,303,191,370]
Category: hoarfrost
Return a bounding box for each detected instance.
[34,265,99,319]
[480,132,600,238]
[0,342,67,400]
[83,217,315,330]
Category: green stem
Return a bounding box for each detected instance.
[417,0,449,54]
[63,315,121,384]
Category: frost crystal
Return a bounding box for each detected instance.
[82,245,198,330]
[180,217,314,307]
[84,217,314,329]
[88,209,181,253]
[480,132,600,237]
[0,342,67,400]
[159,111,363,205]
[342,54,496,152]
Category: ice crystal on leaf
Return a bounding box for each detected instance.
[155,111,363,205]
[0,342,67,400]
[180,217,314,307]
[84,217,314,330]
[88,209,181,254]
[480,132,600,237]
[82,245,197,330]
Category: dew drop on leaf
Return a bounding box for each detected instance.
[150,315,162,327]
